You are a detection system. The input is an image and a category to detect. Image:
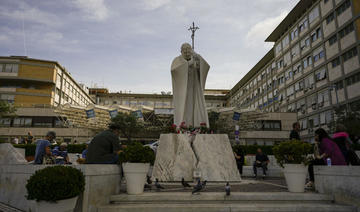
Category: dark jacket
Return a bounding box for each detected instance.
[86,130,121,164]
[290,130,300,140]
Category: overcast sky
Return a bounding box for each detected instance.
[0,0,299,93]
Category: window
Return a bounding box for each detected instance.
[339,23,354,38]
[33,117,53,127]
[299,18,308,32]
[300,36,311,50]
[314,50,325,62]
[287,86,294,96]
[275,43,282,54]
[324,0,329,3]
[311,27,322,42]
[334,81,344,90]
[282,36,290,47]
[277,59,284,69]
[331,57,341,68]
[345,72,360,86]
[293,63,302,75]
[0,118,11,127]
[262,120,281,131]
[315,68,327,81]
[318,90,329,103]
[305,75,315,88]
[336,0,351,16]
[0,94,15,103]
[285,69,293,81]
[291,28,299,40]
[1,64,18,73]
[13,117,32,127]
[326,12,334,24]
[328,35,337,46]
[309,6,320,23]
[303,56,312,68]
[278,76,285,85]
[301,119,307,130]
[342,47,358,62]
[291,45,300,58]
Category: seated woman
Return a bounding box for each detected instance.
[306,128,346,189]
[52,142,70,164]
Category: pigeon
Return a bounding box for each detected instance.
[192,179,205,194]
[225,182,230,196]
[181,178,191,188]
[147,175,152,185]
[155,178,164,190]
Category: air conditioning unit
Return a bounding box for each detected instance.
[318,102,324,107]
[312,104,317,110]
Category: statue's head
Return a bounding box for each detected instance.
[181,43,192,61]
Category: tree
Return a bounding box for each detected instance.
[329,104,360,141]
[0,100,16,118]
[110,112,143,143]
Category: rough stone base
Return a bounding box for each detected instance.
[152,134,241,182]
[0,143,27,164]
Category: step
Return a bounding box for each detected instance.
[109,192,333,203]
[98,202,356,212]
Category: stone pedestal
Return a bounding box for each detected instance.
[152,134,241,182]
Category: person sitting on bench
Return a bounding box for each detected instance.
[253,148,269,177]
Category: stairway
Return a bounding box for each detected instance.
[98,192,356,212]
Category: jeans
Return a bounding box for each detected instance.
[253,161,268,176]
[308,159,325,182]
[236,162,243,175]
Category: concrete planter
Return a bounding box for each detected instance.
[34,196,78,212]
[283,164,308,193]
[122,163,150,195]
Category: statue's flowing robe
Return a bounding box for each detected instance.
[171,53,210,128]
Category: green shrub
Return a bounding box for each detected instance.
[272,140,313,168]
[118,142,155,165]
[66,144,87,153]
[26,166,85,202]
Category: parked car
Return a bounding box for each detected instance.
[144,141,158,154]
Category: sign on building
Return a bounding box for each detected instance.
[85,109,95,118]
[109,109,118,118]
[233,112,241,121]
[132,110,143,118]
[154,108,174,115]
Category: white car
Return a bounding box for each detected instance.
[144,141,159,154]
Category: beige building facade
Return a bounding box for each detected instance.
[228,0,360,142]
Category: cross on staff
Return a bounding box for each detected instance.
[188,22,199,50]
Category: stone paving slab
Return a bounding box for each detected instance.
[120,177,290,193]
[0,202,23,212]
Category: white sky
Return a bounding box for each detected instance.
[0,0,299,93]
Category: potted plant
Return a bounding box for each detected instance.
[26,166,85,212]
[119,142,155,195]
[273,140,313,192]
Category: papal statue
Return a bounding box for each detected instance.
[171,43,210,128]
